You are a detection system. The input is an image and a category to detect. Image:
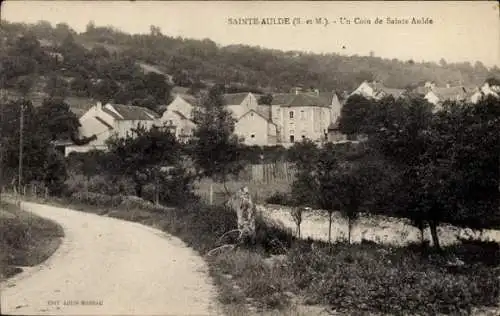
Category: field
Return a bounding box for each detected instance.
[0,201,64,281]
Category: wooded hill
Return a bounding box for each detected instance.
[1,20,499,101]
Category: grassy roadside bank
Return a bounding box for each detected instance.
[0,201,64,281]
[13,193,500,315]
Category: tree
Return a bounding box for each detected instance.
[338,95,374,136]
[44,75,69,98]
[289,139,320,209]
[36,98,80,141]
[258,93,273,105]
[190,84,245,193]
[105,125,180,198]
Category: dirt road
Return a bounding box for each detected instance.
[1,201,221,315]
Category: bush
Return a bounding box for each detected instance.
[70,191,122,208]
[287,241,499,315]
[265,191,292,205]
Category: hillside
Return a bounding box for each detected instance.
[1,19,499,105]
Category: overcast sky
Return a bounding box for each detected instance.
[2,1,499,67]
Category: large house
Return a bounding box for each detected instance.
[65,102,160,156]
[269,91,338,144]
[350,81,406,100]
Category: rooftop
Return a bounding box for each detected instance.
[101,103,160,121]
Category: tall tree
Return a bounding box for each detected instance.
[190,84,245,192]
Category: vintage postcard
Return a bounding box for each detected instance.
[0,1,499,315]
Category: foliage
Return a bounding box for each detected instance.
[288,241,499,315]
[3,20,499,104]
[338,94,374,136]
[190,85,246,186]
[105,125,181,197]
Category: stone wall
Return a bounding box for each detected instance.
[257,204,500,247]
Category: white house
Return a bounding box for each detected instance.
[65,102,160,156]
[350,81,406,100]
[470,82,500,104]
[424,86,469,107]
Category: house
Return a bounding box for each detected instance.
[223,92,277,146]
[270,92,334,144]
[470,81,500,104]
[424,85,469,107]
[223,92,259,119]
[233,108,278,146]
[350,81,406,100]
[65,102,160,156]
[159,95,198,143]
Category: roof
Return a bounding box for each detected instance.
[431,86,469,101]
[255,105,272,121]
[370,82,406,98]
[101,104,160,121]
[177,94,197,106]
[223,93,250,105]
[271,93,331,107]
[241,109,276,125]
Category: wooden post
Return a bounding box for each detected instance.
[44,187,48,199]
[209,183,213,205]
[33,184,37,197]
[23,185,26,196]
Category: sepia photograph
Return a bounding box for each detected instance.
[0,1,499,315]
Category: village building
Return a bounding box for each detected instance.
[159,94,197,143]
[350,81,406,100]
[65,102,160,156]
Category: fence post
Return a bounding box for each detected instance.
[44,187,48,199]
[209,183,213,205]
[23,185,26,196]
[33,184,37,197]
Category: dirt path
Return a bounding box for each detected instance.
[1,201,221,315]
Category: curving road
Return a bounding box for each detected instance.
[1,201,221,315]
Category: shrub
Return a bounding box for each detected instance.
[265,191,292,205]
[70,192,121,207]
[287,241,499,315]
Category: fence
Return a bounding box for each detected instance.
[0,183,50,201]
[238,162,296,183]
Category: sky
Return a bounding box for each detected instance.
[2,1,499,67]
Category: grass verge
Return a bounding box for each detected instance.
[15,193,500,315]
[0,201,64,281]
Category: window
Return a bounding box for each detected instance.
[251,134,255,138]
[289,135,295,142]
[300,110,306,120]
[289,111,294,119]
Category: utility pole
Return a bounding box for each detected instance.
[18,101,23,200]
[0,85,3,203]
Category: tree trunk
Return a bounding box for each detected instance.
[420,226,425,245]
[298,224,301,239]
[348,217,352,244]
[328,212,332,244]
[429,221,441,250]
[135,182,143,198]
